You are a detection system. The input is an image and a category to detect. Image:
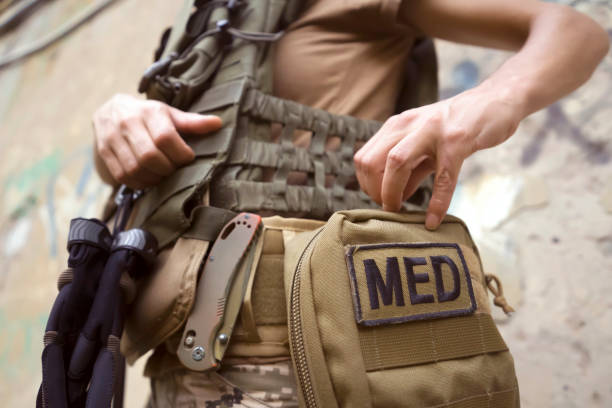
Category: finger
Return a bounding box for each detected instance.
[168,107,223,134]
[111,137,161,189]
[354,113,419,203]
[402,159,435,201]
[355,140,395,204]
[425,157,462,231]
[357,149,385,204]
[144,111,195,166]
[358,111,416,154]
[121,118,175,176]
[95,139,125,186]
[354,160,370,197]
[380,133,431,211]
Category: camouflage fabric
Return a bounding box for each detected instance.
[148,361,298,408]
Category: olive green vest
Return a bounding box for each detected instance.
[131,0,438,249]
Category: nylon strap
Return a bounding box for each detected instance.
[161,0,197,60]
[240,88,382,139]
[141,187,236,249]
[358,313,508,372]
[131,161,214,229]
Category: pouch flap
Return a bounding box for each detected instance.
[121,237,209,364]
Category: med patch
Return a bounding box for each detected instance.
[345,243,477,326]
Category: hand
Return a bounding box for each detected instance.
[354,86,522,230]
[92,94,222,189]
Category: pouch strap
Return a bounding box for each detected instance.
[359,313,508,372]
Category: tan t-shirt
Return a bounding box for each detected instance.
[273,0,417,122]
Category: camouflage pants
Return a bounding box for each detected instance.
[147,361,298,408]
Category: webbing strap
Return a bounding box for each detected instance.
[140,188,194,248]
[190,79,249,114]
[131,160,214,228]
[160,0,196,60]
[186,127,235,158]
[182,205,237,241]
[241,88,381,139]
[141,187,236,249]
[227,138,348,174]
[359,313,508,372]
[212,179,424,216]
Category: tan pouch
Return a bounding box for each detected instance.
[121,216,325,365]
[284,209,520,408]
[121,237,210,364]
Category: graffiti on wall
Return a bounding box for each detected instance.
[1,145,110,260]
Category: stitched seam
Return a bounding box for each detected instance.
[429,321,438,362]
[424,386,519,408]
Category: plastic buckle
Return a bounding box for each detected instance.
[67,218,113,252]
[227,0,238,11]
[216,19,233,46]
[114,185,143,207]
[216,19,230,32]
[112,229,158,265]
[114,185,130,207]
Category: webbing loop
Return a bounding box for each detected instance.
[485,274,515,315]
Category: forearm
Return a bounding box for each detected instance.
[361,0,608,227]
[401,0,609,149]
[480,5,609,133]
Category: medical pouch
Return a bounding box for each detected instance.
[283,209,520,408]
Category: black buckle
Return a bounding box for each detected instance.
[227,0,239,11]
[112,229,158,265]
[112,185,143,234]
[67,218,112,252]
[113,185,143,207]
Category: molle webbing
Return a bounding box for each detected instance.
[133,83,432,247]
[213,88,432,216]
[133,0,433,248]
[359,313,508,372]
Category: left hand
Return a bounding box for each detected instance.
[353,86,522,230]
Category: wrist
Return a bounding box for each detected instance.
[453,80,525,151]
[478,75,530,122]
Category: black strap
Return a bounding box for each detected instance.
[182,205,237,242]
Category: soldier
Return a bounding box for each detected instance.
[91,0,608,406]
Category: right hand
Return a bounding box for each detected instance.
[92,94,222,189]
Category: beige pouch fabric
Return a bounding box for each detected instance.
[122,237,210,364]
[227,216,326,359]
[123,216,325,370]
[284,209,519,408]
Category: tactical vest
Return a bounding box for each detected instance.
[118,1,518,407]
[128,0,437,250]
[120,0,439,368]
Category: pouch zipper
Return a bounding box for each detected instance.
[289,227,326,408]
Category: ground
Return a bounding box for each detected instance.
[0,0,610,406]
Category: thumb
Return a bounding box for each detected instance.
[168,107,223,134]
[425,159,461,231]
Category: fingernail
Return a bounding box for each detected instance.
[425,213,439,230]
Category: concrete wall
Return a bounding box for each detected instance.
[0,0,610,406]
